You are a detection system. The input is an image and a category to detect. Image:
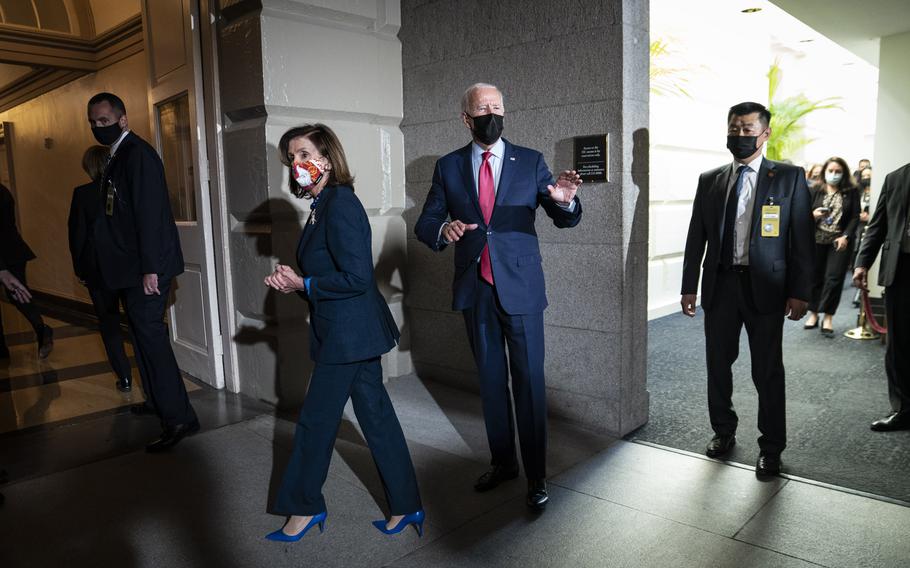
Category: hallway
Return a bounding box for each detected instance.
[2,302,908,568]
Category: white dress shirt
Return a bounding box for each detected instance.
[727,154,763,265]
[110,129,131,156]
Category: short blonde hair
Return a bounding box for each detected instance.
[460,83,503,114]
[81,145,108,181]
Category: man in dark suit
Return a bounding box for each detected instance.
[0,184,53,360]
[415,83,582,510]
[853,162,910,432]
[86,92,197,452]
[681,101,814,477]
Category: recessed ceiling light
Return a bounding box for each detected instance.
[742,7,762,13]
[800,39,815,43]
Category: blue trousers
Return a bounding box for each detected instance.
[463,279,547,480]
[272,357,421,516]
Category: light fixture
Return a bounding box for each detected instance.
[742,7,762,13]
[800,39,815,43]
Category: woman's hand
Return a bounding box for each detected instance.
[812,208,826,220]
[833,236,848,252]
[264,264,305,294]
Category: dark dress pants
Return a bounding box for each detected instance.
[0,263,44,349]
[884,254,910,413]
[462,277,547,480]
[87,285,132,381]
[273,357,421,516]
[808,242,850,315]
[121,277,196,427]
[704,268,787,456]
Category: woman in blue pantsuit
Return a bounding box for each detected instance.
[264,124,423,542]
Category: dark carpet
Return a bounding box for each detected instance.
[630,278,910,502]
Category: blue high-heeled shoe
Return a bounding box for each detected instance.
[265,511,327,542]
[372,510,425,537]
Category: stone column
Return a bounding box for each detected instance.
[400,0,649,435]
[217,0,410,407]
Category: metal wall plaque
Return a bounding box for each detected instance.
[573,134,609,183]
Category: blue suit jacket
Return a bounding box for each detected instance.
[681,159,814,314]
[414,139,582,314]
[297,185,400,364]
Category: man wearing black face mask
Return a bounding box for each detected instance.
[86,92,198,452]
[681,101,814,478]
[415,83,582,511]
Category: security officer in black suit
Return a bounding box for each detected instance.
[68,145,133,392]
[86,92,197,452]
[681,102,814,477]
[0,184,53,360]
[854,162,910,432]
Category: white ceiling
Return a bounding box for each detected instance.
[771,0,910,65]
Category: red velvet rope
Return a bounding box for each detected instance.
[862,289,888,334]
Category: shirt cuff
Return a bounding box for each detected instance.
[304,277,312,295]
[437,222,451,246]
[558,199,577,212]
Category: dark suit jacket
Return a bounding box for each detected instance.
[0,184,36,271]
[297,185,400,365]
[809,185,860,242]
[856,162,910,287]
[414,139,582,314]
[682,159,814,314]
[94,132,184,290]
[68,180,102,285]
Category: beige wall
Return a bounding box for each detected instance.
[88,0,140,34]
[0,52,150,303]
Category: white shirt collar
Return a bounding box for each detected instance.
[733,153,763,173]
[472,138,504,161]
[110,129,131,156]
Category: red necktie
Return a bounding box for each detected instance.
[478,151,495,285]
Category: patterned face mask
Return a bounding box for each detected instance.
[292,159,326,192]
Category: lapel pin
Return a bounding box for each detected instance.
[768,170,775,178]
[509,157,516,161]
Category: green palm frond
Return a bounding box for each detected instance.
[650,39,692,99]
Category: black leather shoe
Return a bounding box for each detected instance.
[705,434,736,458]
[526,479,548,511]
[755,453,782,477]
[116,377,132,393]
[474,464,519,492]
[870,411,910,432]
[146,420,200,453]
[37,325,53,359]
[129,403,157,416]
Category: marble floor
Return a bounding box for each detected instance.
[1,301,908,567]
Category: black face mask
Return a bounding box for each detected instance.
[92,123,123,146]
[860,179,871,188]
[469,113,504,145]
[726,133,764,161]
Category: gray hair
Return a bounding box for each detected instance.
[460,83,503,114]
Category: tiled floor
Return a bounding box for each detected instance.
[1,301,908,567]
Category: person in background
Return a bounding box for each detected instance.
[853,158,871,185]
[0,183,53,361]
[86,92,198,452]
[68,145,134,393]
[806,163,823,187]
[804,157,859,336]
[854,162,910,432]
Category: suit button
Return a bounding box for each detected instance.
[486,231,492,236]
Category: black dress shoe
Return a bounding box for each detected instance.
[474,464,519,492]
[870,411,910,432]
[130,403,157,416]
[37,325,53,359]
[146,420,200,453]
[755,453,782,477]
[705,434,736,458]
[116,377,132,393]
[526,479,548,511]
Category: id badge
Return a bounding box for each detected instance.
[105,183,116,216]
[761,205,780,237]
